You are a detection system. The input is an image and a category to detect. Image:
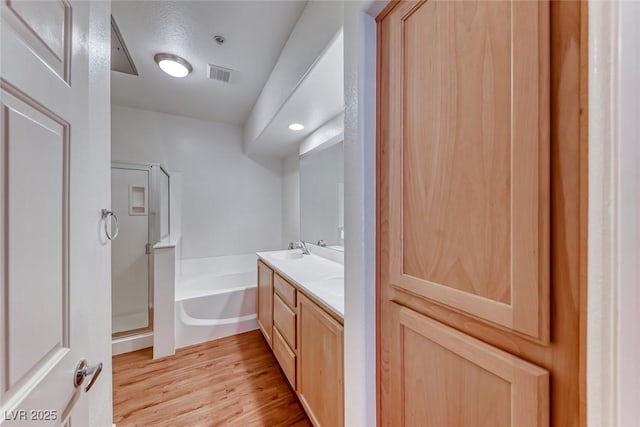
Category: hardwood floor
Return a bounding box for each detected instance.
[113,330,311,427]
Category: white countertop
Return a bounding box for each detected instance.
[256,249,344,318]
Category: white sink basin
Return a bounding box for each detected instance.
[257,249,345,316]
[271,250,304,261]
[320,276,344,297]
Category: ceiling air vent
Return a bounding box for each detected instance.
[207,64,232,83]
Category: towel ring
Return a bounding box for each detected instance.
[101,209,119,241]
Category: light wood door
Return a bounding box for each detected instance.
[0,0,111,425]
[257,261,274,347]
[383,0,550,341]
[378,0,587,426]
[297,293,344,427]
[390,304,548,427]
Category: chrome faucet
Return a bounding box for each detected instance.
[288,241,310,255]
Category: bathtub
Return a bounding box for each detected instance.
[175,254,258,349]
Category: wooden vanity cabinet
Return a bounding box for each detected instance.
[257,260,273,347]
[257,261,344,427]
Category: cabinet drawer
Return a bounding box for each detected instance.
[273,293,296,349]
[274,273,296,308]
[273,326,296,389]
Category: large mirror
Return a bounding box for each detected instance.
[300,141,344,250]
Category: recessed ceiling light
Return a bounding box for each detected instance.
[154,53,192,78]
[289,123,305,131]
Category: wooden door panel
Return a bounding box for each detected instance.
[297,293,344,427]
[401,0,512,306]
[385,0,550,341]
[257,261,273,347]
[390,304,548,427]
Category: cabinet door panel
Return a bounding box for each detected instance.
[384,0,550,340]
[297,293,344,427]
[390,303,549,427]
[257,261,273,346]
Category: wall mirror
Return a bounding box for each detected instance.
[300,140,344,250]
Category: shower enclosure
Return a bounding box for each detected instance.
[111,162,170,338]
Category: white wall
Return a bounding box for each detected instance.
[168,171,183,276]
[282,153,300,246]
[87,2,113,425]
[617,4,640,425]
[343,1,382,425]
[112,104,283,259]
[244,0,344,151]
[588,2,640,426]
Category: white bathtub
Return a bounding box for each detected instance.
[175,254,258,349]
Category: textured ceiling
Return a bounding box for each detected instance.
[111,1,307,125]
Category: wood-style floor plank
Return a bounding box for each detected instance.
[113,330,311,427]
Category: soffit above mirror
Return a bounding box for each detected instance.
[245,30,344,158]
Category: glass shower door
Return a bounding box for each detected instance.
[111,164,152,336]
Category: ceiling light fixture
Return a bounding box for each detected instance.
[154,53,193,78]
[288,123,305,131]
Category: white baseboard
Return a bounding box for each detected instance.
[112,332,153,356]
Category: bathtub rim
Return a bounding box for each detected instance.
[175,281,255,301]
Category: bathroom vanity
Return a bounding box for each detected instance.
[256,250,344,427]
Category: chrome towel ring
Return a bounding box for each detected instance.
[101,209,119,241]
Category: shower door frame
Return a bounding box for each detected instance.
[111,161,170,339]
